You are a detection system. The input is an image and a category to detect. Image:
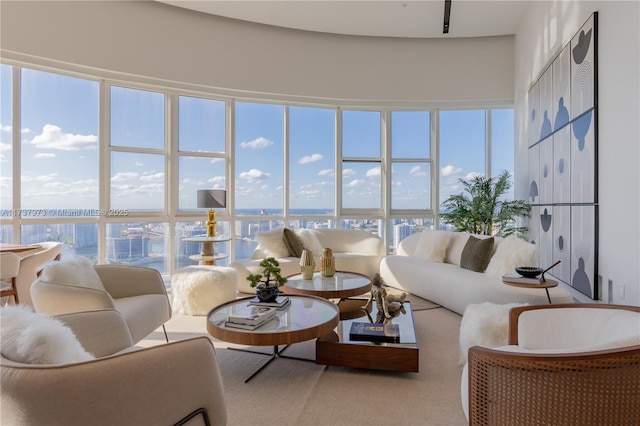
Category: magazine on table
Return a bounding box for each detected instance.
[249,296,290,309]
[227,305,277,325]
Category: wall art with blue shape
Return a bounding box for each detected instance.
[527,12,598,299]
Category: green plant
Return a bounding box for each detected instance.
[439,170,530,238]
[246,257,287,288]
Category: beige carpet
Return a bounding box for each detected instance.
[140,304,466,426]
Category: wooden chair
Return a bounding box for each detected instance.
[465,304,640,425]
[0,252,21,304]
[14,242,63,307]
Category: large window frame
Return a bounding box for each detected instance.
[0,61,513,278]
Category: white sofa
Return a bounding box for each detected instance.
[231,228,385,294]
[380,230,574,315]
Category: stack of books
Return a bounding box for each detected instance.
[349,322,400,343]
[502,273,544,285]
[225,305,277,330]
[249,295,290,309]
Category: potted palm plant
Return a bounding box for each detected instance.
[440,170,530,237]
[247,257,287,302]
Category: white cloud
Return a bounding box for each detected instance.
[208,176,226,184]
[21,128,31,134]
[441,165,462,177]
[346,179,366,188]
[410,165,428,177]
[297,189,321,198]
[34,153,56,159]
[135,162,144,167]
[465,172,484,180]
[0,142,11,152]
[111,172,139,182]
[239,168,271,183]
[366,166,381,177]
[1,124,11,132]
[28,124,98,151]
[140,172,164,182]
[343,168,356,177]
[318,169,334,177]
[239,137,273,149]
[298,153,323,164]
[210,158,224,163]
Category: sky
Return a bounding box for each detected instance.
[0,65,514,214]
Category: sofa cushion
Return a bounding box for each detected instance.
[0,304,94,364]
[255,228,290,258]
[295,229,324,256]
[40,256,105,291]
[413,230,452,262]
[460,236,494,272]
[485,235,538,278]
[283,228,304,257]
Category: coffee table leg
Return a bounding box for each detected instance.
[228,344,316,383]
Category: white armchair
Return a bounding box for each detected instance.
[1,309,227,426]
[31,262,171,344]
[462,304,640,425]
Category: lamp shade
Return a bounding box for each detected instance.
[197,190,226,208]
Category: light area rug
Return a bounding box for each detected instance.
[139,306,466,426]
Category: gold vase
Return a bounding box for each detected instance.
[299,249,315,280]
[320,247,336,277]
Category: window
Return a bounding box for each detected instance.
[341,110,382,210]
[390,111,431,210]
[235,102,284,214]
[491,108,515,199]
[21,69,99,212]
[289,106,335,215]
[1,64,12,212]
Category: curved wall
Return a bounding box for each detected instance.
[1,0,514,105]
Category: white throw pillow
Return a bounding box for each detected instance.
[295,229,325,256]
[484,235,538,278]
[39,256,105,291]
[0,305,94,364]
[255,228,290,258]
[412,230,452,263]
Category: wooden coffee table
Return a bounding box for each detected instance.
[316,300,419,372]
[207,295,339,382]
[284,271,372,319]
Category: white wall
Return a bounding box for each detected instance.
[0,0,513,105]
[514,1,640,305]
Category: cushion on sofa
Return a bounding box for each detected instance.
[295,229,324,256]
[283,228,304,257]
[413,230,452,262]
[255,228,290,258]
[485,235,538,278]
[460,236,494,272]
[0,304,94,364]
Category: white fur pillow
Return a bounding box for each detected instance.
[0,305,94,364]
[295,229,325,256]
[459,302,529,365]
[484,235,538,278]
[255,228,290,258]
[412,230,452,263]
[39,256,105,291]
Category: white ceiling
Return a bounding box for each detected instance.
[156,1,530,39]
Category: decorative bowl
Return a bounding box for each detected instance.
[515,266,543,278]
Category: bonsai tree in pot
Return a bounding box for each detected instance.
[247,257,287,302]
[439,170,530,238]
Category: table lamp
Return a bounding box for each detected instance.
[197,189,227,237]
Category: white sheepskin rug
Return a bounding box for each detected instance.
[171,266,237,316]
[458,301,529,365]
[0,304,94,364]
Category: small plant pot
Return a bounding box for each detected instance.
[256,284,280,302]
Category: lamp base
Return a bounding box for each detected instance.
[206,208,216,237]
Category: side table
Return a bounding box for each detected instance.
[502,277,558,304]
[183,235,231,265]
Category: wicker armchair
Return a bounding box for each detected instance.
[464,304,640,425]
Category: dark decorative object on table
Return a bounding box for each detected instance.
[515,266,544,279]
[247,257,287,302]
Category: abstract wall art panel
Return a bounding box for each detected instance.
[571,205,598,299]
[552,205,572,284]
[553,45,571,132]
[527,12,598,299]
[539,137,554,205]
[553,127,571,204]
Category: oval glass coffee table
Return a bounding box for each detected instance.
[284,271,372,319]
[207,295,339,382]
